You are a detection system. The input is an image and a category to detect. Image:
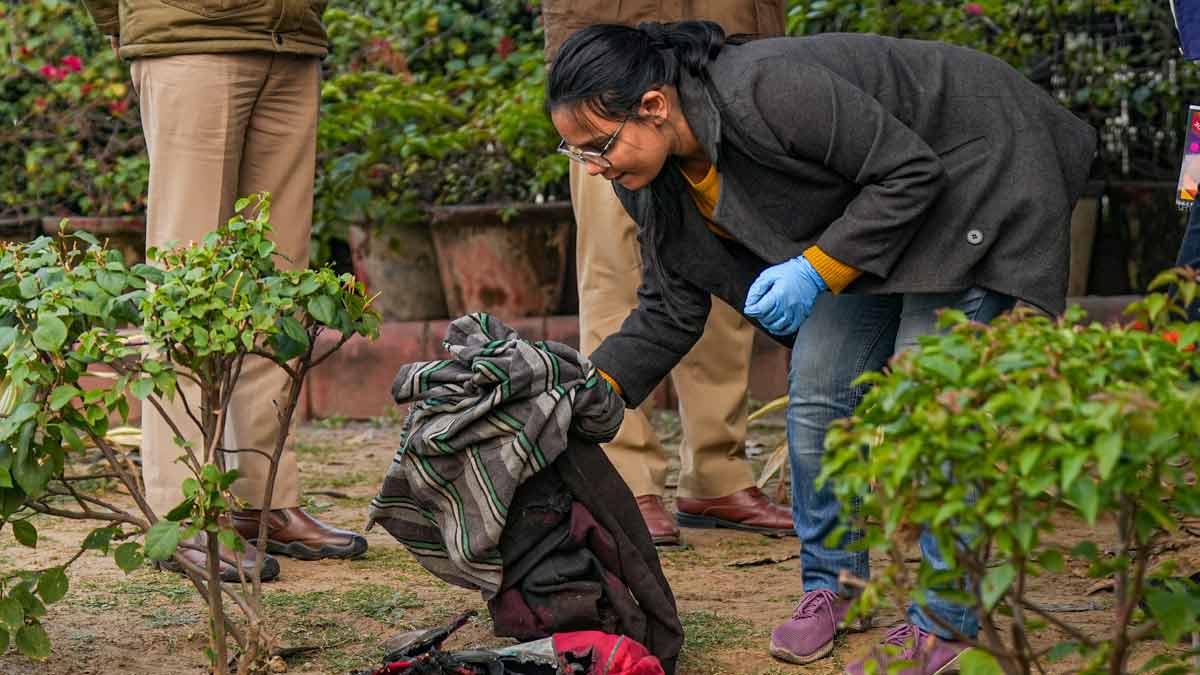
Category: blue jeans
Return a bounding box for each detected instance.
[787,287,1016,640]
[1179,206,1200,323]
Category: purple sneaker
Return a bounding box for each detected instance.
[845,624,968,675]
[769,589,868,664]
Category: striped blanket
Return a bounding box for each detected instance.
[366,313,625,594]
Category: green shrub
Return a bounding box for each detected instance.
[821,268,1200,674]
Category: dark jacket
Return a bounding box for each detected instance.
[589,34,1098,406]
[80,0,328,59]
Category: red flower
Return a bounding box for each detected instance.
[108,100,129,115]
[1162,330,1197,352]
[61,55,83,72]
[497,35,516,60]
[964,2,984,16]
[33,98,47,110]
[1129,321,1148,331]
[81,82,93,95]
[19,46,31,58]
[39,64,65,80]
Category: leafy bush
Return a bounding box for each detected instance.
[0,195,379,669]
[790,0,1200,180]
[0,1,146,220]
[821,268,1200,674]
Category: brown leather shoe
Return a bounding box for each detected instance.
[635,495,681,547]
[232,507,368,561]
[157,532,281,583]
[676,487,796,535]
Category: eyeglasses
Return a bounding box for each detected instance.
[556,119,627,170]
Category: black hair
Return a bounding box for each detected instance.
[546,20,732,123]
[547,21,740,322]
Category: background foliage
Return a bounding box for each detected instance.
[2,0,1197,260]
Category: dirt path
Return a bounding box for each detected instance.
[0,415,1188,674]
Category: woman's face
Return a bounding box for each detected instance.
[551,96,673,191]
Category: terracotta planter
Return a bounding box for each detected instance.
[41,215,146,265]
[429,202,571,319]
[348,222,448,321]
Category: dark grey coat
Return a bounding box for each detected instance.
[588,33,1098,406]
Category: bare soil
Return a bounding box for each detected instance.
[0,412,1190,674]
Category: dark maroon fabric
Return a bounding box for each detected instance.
[487,439,682,674]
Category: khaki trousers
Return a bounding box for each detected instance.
[571,164,757,499]
[133,53,318,515]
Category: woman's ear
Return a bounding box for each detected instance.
[640,89,669,125]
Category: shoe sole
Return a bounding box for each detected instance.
[676,511,797,536]
[768,639,834,665]
[249,537,368,561]
[155,557,281,583]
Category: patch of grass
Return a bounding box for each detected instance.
[680,609,756,654]
[265,584,422,623]
[143,606,199,629]
[313,415,350,430]
[302,470,375,490]
[299,495,336,515]
[317,643,384,673]
[112,570,195,606]
[295,441,339,459]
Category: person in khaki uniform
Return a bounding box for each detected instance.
[81,0,365,582]
[543,1,793,546]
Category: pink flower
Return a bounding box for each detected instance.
[61,55,83,72]
[497,35,516,60]
[39,64,65,80]
[964,2,984,16]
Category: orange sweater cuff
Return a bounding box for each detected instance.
[597,368,623,396]
[802,245,861,294]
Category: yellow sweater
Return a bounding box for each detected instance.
[682,164,861,293]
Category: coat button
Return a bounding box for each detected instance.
[966,229,984,245]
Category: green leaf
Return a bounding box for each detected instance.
[0,326,16,352]
[0,626,8,654]
[1045,641,1078,662]
[47,385,81,411]
[15,621,50,660]
[217,528,242,553]
[81,526,116,553]
[11,520,37,548]
[144,520,182,561]
[32,315,67,351]
[129,377,154,401]
[980,563,1016,611]
[114,542,144,573]
[917,354,962,383]
[0,597,24,630]
[1060,453,1086,492]
[958,648,1005,675]
[35,568,67,604]
[96,270,126,296]
[164,497,195,523]
[280,316,309,346]
[1093,432,1122,480]
[1145,588,1195,644]
[308,295,337,325]
[1069,479,1101,525]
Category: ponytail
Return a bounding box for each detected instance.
[546,20,734,122]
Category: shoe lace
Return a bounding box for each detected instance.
[880,623,932,653]
[790,589,839,622]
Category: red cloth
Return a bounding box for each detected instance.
[554,631,666,675]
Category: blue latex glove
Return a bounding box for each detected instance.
[743,256,828,336]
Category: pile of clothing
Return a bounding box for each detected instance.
[367,314,683,673]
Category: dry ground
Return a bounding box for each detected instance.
[0,411,1192,674]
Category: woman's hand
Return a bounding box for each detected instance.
[744,256,828,335]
